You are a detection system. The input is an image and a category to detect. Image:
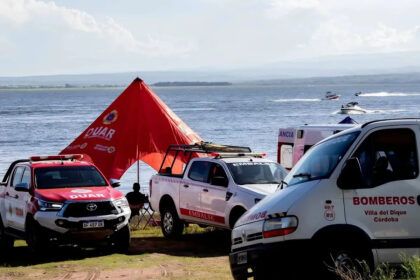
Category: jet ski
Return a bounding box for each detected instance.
[339,102,367,114]
[323,91,340,100]
[355,91,362,96]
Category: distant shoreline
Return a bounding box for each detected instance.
[151,81,232,87]
[0,84,124,90]
[0,81,233,90]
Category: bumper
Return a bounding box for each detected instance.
[34,210,130,242]
[229,240,313,279]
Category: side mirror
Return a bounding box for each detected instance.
[15,182,29,192]
[337,157,364,189]
[211,176,228,187]
[110,179,121,188]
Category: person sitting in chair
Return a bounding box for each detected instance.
[126,183,148,219]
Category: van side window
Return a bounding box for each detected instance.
[188,161,212,183]
[11,167,24,187]
[353,129,418,188]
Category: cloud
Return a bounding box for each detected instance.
[0,0,193,56]
[266,0,322,18]
[309,18,420,54]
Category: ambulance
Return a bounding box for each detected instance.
[278,118,356,169]
[231,118,420,279]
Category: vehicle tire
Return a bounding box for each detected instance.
[229,208,246,229]
[160,205,184,239]
[26,217,50,253]
[113,224,131,253]
[0,218,14,254]
[320,244,372,279]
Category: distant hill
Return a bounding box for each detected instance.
[152,81,232,87]
[0,71,238,88]
[3,50,420,88]
[247,72,420,86]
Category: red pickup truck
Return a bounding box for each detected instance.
[0,155,131,253]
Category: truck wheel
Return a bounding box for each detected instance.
[0,219,14,253]
[321,245,372,279]
[26,217,49,253]
[161,206,184,238]
[113,224,131,253]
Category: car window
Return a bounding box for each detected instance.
[285,132,360,186]
[21,167,31,187]
[188,161,212,183]
[34,166,108,189]
[352,128,418,188]
[227,162,287,185]
[11,167,24,187]
[208,163,228,186]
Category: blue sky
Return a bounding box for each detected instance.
[1,0,420,76]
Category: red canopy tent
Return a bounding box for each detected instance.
[60,78,203,180]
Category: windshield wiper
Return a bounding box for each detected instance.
[292,172,312,178]
[277,180,288,190]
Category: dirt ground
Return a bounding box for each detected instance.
[0,226,233,280]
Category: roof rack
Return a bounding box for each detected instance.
[210,152,266,159]
[361,118,420,128]
[158,142,252,173]
[165,142,252,154]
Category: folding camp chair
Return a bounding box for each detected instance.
[137,196,158,229]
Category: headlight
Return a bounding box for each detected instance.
[37,199,63,211]
[263,216,298,238]
[113,197,129,208]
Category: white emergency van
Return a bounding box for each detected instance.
[231,118,420,279]
[278,118,356,169]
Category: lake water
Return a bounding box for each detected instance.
[1,82,420,194]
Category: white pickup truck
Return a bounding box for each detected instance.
[149,143,287,238]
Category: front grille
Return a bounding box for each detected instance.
[246,232,263,242]
[62,201,118,217]
[233,237,243,245]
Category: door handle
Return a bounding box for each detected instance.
[203,189,209,192]
[183,184,189,188]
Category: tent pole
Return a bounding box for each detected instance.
[137,160,140,184]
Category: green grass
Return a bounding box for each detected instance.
[0,225,232,280]
[335,257,420,280]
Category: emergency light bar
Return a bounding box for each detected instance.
[30,154,84,162]
[210,152,266,159]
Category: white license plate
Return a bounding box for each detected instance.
[82,220,104,229]
[237,252,247,265]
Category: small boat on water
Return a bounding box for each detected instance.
[339,102,367,114]
[323,91,340,100]
[355,91,362,96]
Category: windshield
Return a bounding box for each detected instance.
[34,166,108,189]
[227,162,288,185]
[285,131,360,186]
